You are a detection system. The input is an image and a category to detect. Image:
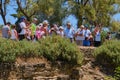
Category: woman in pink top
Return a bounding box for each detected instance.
[36,27,45,40]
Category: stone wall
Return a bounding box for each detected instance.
[0,47,107,80]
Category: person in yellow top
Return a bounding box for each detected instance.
[30,18,38,40]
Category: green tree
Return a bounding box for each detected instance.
[13,0,66,24]
[14,0,39,21]
[110,21,120,32]
[12,0,120,27]
[68,0,120,27]
[36,0,66,24]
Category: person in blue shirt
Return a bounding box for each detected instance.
[64,22,75,43]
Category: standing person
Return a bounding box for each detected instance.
[26,29,31,41]
[53,24,59,33]
[30,18,38,40]
[25,21,31,40]
[19,17,27,40]
[40,20,49,37]
[64,22,75,43]
[2,22,11,39]
[84,25,91,38]
[75,25,85,46]
[89,33,94,46]
[106,32,111,40]
[10,25,18,41]
[35,26,45,40]
[94,25,101,47]
[49,24,58,36]
[57,26,64,37]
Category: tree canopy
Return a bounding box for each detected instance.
[0,0,120,30]
[68,0,120,26]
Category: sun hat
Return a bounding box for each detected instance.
[43,20,49,25]
[67,22,71,26]
[39,23,43,26]
[80,25,84,28]
[59,26,64,30]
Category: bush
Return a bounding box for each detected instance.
[0,36,83,65]
[38,36,84,65]
[114,66,120,80]
[0,38,18,62]
[93,40,120,67]
[104,76,115,80]
[16,40,41,57]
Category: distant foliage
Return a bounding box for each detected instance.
[101,31,107,43]
[0,36,83,65]
[93,40,120,68]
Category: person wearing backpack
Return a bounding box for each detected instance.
[18,17,27,40]
[15,18,22,33]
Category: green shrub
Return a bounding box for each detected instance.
[38,36,84,65]
[114,66,120,80]
[16,40,41,57]
[0,36,83,65]
[0,38,18,62]
[0,39,42,62]
[93,40,120,67]
[104,76,115,80]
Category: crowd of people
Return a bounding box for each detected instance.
[1,16,111,47]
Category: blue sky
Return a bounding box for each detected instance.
[0,4,17,25]
[113,13,120,21]
[0,5,120,25]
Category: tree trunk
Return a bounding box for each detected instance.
[0,0,6,25]
[1,9,6,25]
[16,0,29,20]
[78,15,83,27]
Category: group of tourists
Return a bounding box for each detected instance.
[1,16,111,47]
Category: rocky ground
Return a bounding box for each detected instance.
[0,46,112,80]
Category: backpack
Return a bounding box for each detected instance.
[15,19,22,33]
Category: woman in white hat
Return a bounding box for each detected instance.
[40,20,49,36]
[75,25,85,46]
[57,26,64,37]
